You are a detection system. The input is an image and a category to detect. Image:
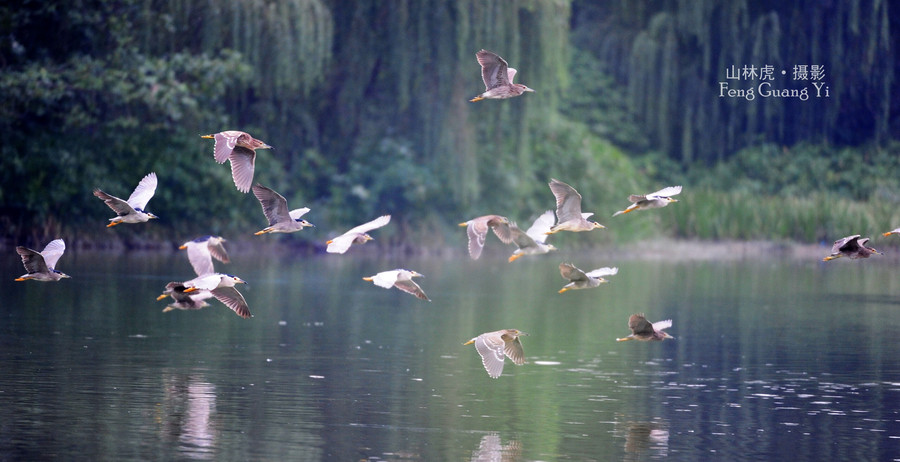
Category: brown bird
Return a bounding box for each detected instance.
[613,186,682,217]
[616,314,674,342]
[362,269,430,301]
[823,235,882,261]
[200,131,271,193]
[157,282,213,313]
[470,50,534,102]
[547,179,605,234]
[251,184,314,235]
[883,228,900,237]
[558,263,618,293]
[464,329,527,378]
[459,214,513,259]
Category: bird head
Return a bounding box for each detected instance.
[664,197,679,203]
[296,219,315,228]
[408,271,424,279]
[547,244,558,252]
[147,212,159,220]
[226,274,247,285]
[55,270,71,279]
[517,84,535,93]
[507,329,528,337]
[591,222,606,229]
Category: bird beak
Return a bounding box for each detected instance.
[413,272,424,278]
[518,331,529,336]
[525,87,535,93]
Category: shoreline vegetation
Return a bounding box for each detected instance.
[1,3,896,253]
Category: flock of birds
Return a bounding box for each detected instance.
[12,50,898,379]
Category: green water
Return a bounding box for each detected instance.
[3,248,900,460]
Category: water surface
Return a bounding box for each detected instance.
[3,249,900,460]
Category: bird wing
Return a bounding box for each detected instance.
[627,194,647,203]
[466,221,488,260]
[206,237,230,264]
[585,267,618,278]
[17,246,49,275]
[210,286,251,318]
[326,234,356,254]
[252,184,290,226]
[488,217,514,244]
[647,185,682,199]
[346,214,391,235]
[508,223,537,249]
[40,239,66,269]
[652,319,673,332]
[394,278,430,301]
[93,189,134,215]
[186,242,215,276]
[212,131,241,163]
[628,313,655,335]
[525,210,555,243]
[289,207,311,220]
[369,270,399,289]
[503,336,526,365]
[229,147,256,193]
[833,235,861,252]
[549,179,584,224]
[559,262,587,282]
[476,50,510,90]
[507,67,518,84]
[474,333,507,379]
[126,172,157,211]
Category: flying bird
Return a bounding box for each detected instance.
[470,50,534,102]
[823,235,882,261]
[14,239,70,281]
[464,329,528,378]
[326,215,391,254]
[547,179,605,234]
[508,210,557,262]
[362,269,430,301]
[157,282,213,313]
[616,314,674,342]
[93,172,158,227]
[179,236,230,276]
[200,130,271,193]
[251,184,314,235]
[558,263,618,293]
[181,273,251,318]
[458,214,513,259]
[613,186,682,216]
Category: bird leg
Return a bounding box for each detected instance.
[616,337,634,342]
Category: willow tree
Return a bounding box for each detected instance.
[573,0,895,165]
[320,0,573,226]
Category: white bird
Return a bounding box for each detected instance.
[14,239,70,281]
[463,329,528,379]
[251,184,314,235]
[326,215,391,254]
[200,131,271,193]
[508,210,557,262]
[93,172,158,227]
[362,269,430,301]
[182,273,251,318]
[558,263,618,293]
[179,236,230,276]
[613,186,682,216]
